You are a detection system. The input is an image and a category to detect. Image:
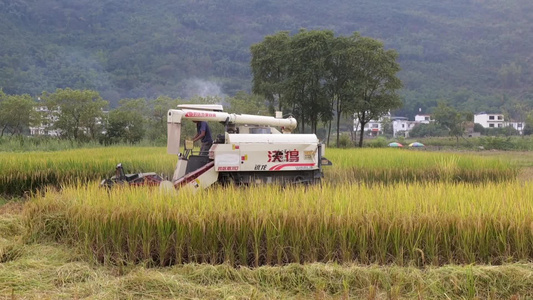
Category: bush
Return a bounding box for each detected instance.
[338,134,353,148]
[474,123,485,133]
[484,126,519,137]
[478,137,514,150]
[409,123,449,138]
[366,136,388,148]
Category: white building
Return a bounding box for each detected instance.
[391,117,419,138]
[29,104,61,136]
[365,119,383,136]
[474,113,505,129]
[474,112,524,134]
[353,117,383,136]
[414,114,432,124]
[507,121,524,134]
[354,115,421,138]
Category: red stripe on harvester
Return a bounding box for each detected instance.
[269,163,315,171]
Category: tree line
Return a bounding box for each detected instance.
[251,29,402,147]
[0,88,269,145]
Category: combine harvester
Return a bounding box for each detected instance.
[102,104,331,192]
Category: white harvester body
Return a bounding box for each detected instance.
[166,104,330,192]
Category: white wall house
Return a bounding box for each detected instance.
[354,117,384,136]
[392,117,418,138]
[474,112,524,134]
[474,113,504,129]
[364,119,383,136]
[414,114,432,124]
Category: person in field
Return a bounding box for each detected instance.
[192,120,213,155]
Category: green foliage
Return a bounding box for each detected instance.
[250,31,290,112]
[0,0,532,118]
[145,96,182,143]
[380,117,393,137]
[409,123,449,138]
[483,126,520,137]
[433,102,469,140]
[286,30,334,133]
[42,88,108,141]
[226,91,269,115]
[478,137,515,150]
[352,36,403,147]
[396,136,406,145]
[252,30,335,133]
[337,134,353,148]
[252,30,402,144]
[0,91,35,136]
[474,123,485,133]
[523,113,533,136]
[103,98,147,145]
[366,136,388,148]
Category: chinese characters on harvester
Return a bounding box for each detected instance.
[268,149,299,162]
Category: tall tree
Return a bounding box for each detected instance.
[43,88,108,141]
[352,37,403,147]
[285,29,333,133]
[252,30,402,139]
[250,31,290,112]
[326,34,361,147]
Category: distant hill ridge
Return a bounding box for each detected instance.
[0,0,531,117]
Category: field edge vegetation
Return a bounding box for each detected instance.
[1,209,532,299]
[24,181,533,267]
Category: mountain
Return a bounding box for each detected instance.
[1,0,532,118]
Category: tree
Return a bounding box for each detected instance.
[146,96,182,142]
[250,31,290,112]
[104,98,148,144]
[432,101,468,142]
[351,37,403,147]
[523,113,533,136]
[285,29,333,133]
[251,30,402,138]
[0,90,36,137]
[42,88,108,141]
[326,34,360,147]
[474,123,485,134]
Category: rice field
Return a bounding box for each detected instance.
[25,180,533,267]
[3,146,533,298]
[0,147,518,196]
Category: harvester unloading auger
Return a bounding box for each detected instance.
[101,104,332,192]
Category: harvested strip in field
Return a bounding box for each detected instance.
[25,181,533,267]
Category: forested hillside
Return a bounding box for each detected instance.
[1,0,532,118]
